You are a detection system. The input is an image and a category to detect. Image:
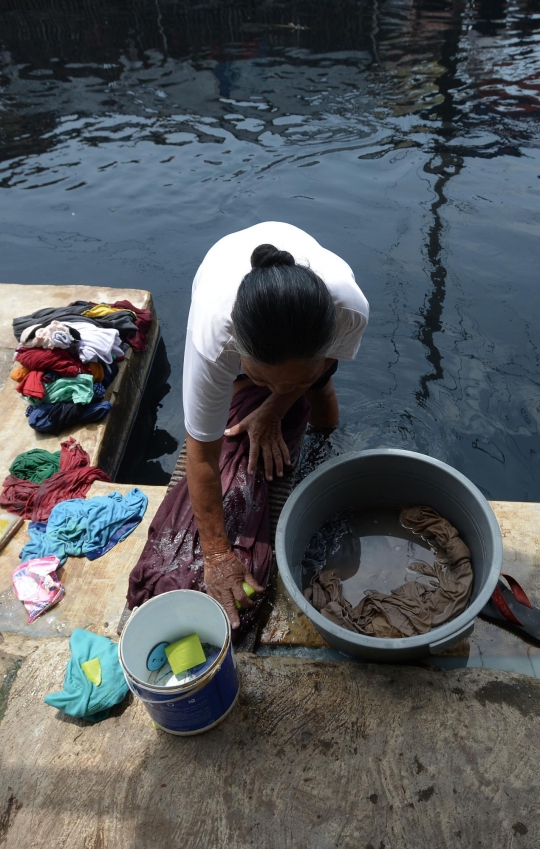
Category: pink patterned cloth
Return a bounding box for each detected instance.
[13,556,65,623]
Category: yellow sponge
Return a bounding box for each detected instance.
[81,657,102,686]
[165,634,206,675]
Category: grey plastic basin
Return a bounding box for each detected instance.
[275,449,503,662]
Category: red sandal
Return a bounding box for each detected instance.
[481,573,540,643]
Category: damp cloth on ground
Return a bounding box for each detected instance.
[1,437,111,521]
[126,384,309,639]
[9,448,61,484]
[44,629,129,722]
[25,399,112,435]
[12,556,64,622]
[20,487,148,565]
[305,506,473,638]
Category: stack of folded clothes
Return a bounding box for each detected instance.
[10,299,152,435]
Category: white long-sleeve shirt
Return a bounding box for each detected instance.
[183,222,369,441]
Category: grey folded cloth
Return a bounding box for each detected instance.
[304,506,473,639]
[13,305,138,341]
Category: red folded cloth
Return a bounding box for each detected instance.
[15,370,46,400]
[1,437,111,522]
[15,347,90,376]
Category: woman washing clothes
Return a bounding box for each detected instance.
[183,221,369,628]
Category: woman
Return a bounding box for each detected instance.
[184,221,369,627]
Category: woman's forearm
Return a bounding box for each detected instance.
[260,386,305,418]
[186,434,230,554]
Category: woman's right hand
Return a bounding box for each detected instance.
[224,404,290,481]
[204,549,264,629]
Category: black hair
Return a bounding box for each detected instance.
[231,243,336,365]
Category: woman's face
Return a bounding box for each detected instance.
[240,357,327,395]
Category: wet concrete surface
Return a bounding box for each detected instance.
[1,639,539,848]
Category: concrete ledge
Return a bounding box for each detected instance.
[0,283,159,479]
[0,644,539,848]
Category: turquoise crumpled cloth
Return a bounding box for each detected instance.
[27,374,95,407]
[20,488,148,565]
[44,629,129,722]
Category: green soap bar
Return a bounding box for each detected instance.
[235,581,256,610]
[165,634,206,675]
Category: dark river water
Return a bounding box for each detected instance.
[1,0,539,499]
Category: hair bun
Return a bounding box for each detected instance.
[251,243,295,269]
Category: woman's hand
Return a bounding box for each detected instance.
[204,549,264,629]
[225,406,290,480]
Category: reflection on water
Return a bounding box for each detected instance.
[0,0,539,495]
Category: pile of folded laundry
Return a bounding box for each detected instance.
[10,299,151,435]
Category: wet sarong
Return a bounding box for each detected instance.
[127,385,309,635]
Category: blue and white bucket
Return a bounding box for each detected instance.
[119,590,240,735]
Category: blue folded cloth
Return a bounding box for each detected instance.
[25,399,112,435]
[20,488,148,565]
[44,629,129,722]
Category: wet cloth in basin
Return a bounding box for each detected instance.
[126,384,309,636]
[305,506,473,638]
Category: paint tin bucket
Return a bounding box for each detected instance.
[119,590,239,736]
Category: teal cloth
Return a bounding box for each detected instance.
[44,629,129,722]
[27,374,94,406]
[20,488,148,565]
